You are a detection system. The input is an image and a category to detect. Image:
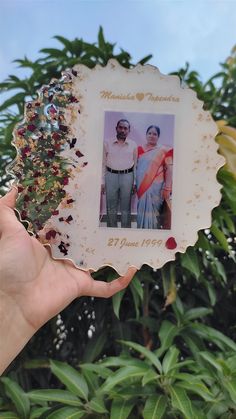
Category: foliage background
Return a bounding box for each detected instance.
[0,29,236,418]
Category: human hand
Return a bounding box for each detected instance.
[101,184,106,194]
[0,188,136,372]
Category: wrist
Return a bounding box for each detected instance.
[0,292,35,374]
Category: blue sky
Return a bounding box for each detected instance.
[0,0,235,84]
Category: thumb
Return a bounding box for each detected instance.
[0,187,23,237]
[0,187,18,209]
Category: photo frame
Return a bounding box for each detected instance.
[10,60,224,274]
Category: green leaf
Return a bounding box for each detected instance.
[79,363,111,379]
[130,276,143,318]
[29,407,49,419]
[193,323,236,351]
[176,381,214,402]
[40,48,67,58]
[169,385,195,419]
[142,369,159,386]
[46,406,85,419]
[80,369,99,394]
[50,360,89,400]
[162,346,179,374]
[227,354,236,373]
[180,247,201,279]
[172,296,185,322]
[211,224,232,255]
[130,283,141,318]
[199,352,223,372]
[143,395,167,419]
[181,332,206,359]
[184,307,213,321]
[130,276,144,300]
[53,35,74,52]
[212,258,227,282]
[206,402,229,419]
[98,26,106,51]
[115,384,156,398]
[1,377,30,419]
[119,340,162,373]
[87,396,108,414]
[110,399,135,419]
[0,413,19,419]
[0,92,26,111]
[156,320,178,357]
[112,288,126,318]
[222,377,236,403]
[82,331,107,363]
[204,280,217,306]
[138,54,153,65]
[100,365,149,393]
[100,356,145,369]
[28,389,82,406]
[215,207,235,233]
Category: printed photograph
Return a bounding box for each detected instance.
[99,111,175,229]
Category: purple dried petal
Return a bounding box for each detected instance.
[59,124,68,133]
[75,150,84,158]
[27,124,37,132]
[52,210,59,216]
[66,215,73,223]
[47,150,55,158]
[45,230,57,240]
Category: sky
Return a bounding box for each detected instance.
[0,0,235,86]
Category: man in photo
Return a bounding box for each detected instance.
[102,119,137,228]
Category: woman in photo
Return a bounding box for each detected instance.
[136,125,173,229]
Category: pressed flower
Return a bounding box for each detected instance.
[75,150,84,158]
[47,150,55,158]
[27,124,37,132]
[45,230,57,240]
[52,210,59,216]
[21,146,31,158]
[17,128,26,136]
[62,177,69,185]
[52,132,61,141]
[58,241,68,256]
[69,95,78,103]
[165,237,177,250]
[65,215,73,223]
[59,124,68,133]
[69,138,77,148]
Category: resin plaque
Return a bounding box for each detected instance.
[9,60,224,274]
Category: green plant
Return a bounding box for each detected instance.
[1,313,236,418]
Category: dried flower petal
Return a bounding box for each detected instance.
[165,237,177,250]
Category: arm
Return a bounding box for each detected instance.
[0,188,136,374]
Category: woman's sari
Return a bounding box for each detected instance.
[136,145,173,229]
